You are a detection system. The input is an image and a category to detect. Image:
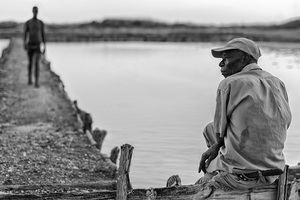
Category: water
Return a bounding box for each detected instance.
[46,42,300,188]
[0,40,9,54]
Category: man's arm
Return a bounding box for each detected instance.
[198,134,224,173]
[23,22,28,50]
[41,21,46,53]
[198,87,229,173]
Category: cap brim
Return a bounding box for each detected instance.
[211,46,237,58]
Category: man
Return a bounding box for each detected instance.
[197,38,292,191]
[24,6,46,88]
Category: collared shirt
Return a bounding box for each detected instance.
[207,63,292,175]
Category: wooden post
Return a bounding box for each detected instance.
[110,146,120,164]
[277,165,289,200]
[86,130,97,146]
[116,144,134,200]
[92,128,107,151]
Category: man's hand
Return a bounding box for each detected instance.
[42,43,46,54]
[198,143,221,174]
[23,43,28,50]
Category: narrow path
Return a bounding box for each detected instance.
[0,39,114,186]
[1,39,76,127]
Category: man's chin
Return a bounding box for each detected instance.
[221,72,229,78]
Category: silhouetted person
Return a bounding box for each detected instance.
[24,6,46,88]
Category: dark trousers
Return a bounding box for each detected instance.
[27,46,41,86]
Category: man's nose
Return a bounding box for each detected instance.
[219,60,224,67]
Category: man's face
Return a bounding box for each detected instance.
[219,50,246,78]
[32,7,38,17]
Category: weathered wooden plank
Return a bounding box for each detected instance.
[0,181,284,200]
[128,184,203,200]
[116,144,134,200]
[127,184,277,200]
[0,190,116,200]
[247,187,277,200]
[0,180,116,192]
[277,165,289,200]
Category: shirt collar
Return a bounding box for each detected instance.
[241,63,261,72]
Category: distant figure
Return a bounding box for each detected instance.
[73,100,93,134]
[23,6,46,88]
[196,38,292,191]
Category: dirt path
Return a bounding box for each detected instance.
[0,39,114,186]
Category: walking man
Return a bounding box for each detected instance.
[196,38,292,192]
[24,6,46,88]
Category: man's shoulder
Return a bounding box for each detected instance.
[25,18,44,25]
[35,19,44,25]
[217,71,260,92]
[25,19,32,25]
[218,69,285,92]
[217,75,245,92]
[38,19,44,24]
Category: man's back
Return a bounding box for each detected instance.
[25,18,44,45]
[207,63,292,174]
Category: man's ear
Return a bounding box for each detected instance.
[242,53,252,65]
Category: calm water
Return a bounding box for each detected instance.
[0,40,9,53]
[46,42,300,188]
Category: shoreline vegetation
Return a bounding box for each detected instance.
[0,18,300,42]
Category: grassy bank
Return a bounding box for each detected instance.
[0,18,300,42]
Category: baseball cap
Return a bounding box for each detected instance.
[211,38,261,60]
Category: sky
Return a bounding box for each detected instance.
[0,0,299,25]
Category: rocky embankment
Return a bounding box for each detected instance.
[0,39,116,194]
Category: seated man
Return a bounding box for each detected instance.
[197,38,292,190]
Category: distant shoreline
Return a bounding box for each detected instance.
[1,18,300,43]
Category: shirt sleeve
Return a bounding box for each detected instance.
[213,87,230,138]
[279,81,292,129]
[24,21,28,31]
[23,22,28,41]
[40,20,46,43]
